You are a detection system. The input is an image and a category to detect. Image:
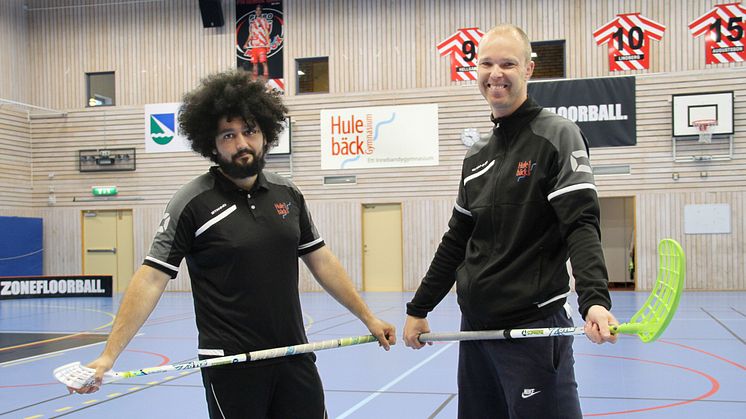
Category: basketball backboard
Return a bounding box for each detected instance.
[672,91,734,137]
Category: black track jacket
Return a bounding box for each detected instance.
[407,97,612,330]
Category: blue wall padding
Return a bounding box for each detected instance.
[0,216,43,276]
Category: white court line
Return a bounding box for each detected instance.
[336,342,456,419]
[303,311,315,331]
[0,330,108,335]
[0,333,144,368]
[0,351,63,367]
[1,342,105,367]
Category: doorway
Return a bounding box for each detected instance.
[362,203,403,291]
[599,197,635,289]
[82,209,134,292]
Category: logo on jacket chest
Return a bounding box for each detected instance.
[274,202,292,218]
[515,160,536,182]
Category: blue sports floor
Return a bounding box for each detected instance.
[1,291,744,418]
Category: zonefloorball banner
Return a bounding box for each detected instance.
[0,275,113,300]
[528,76,637,147]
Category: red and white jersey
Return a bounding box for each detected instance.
[689,2,746,64]
[248,16,271,48]
[594,13,666,71]
[437,28,484,81]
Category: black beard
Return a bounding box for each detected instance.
[217,149,266,179]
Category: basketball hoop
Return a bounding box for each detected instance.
[692,119,717,144]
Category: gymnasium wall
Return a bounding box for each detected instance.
[7,0,741,108]
[0,108,32,207]
[18,68,746,292]
[0,0,30,104]
[0,0,743,291]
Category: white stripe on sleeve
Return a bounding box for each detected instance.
[144,256,180,272]
[547,183,597,201]
[298,237,324,251]
[454,203,472,217]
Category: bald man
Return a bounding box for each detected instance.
[403,24,617,418]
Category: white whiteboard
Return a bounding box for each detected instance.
[269,118,291,155]
[684,204,731,234]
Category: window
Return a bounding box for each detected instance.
[296,57,329,94]
[530,41,566,79]
[86,72,115,107]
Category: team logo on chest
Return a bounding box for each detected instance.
[274,202,292,218]
[515,160,536,182]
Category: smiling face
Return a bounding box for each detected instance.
[214,116,266,179]
[477,28,535,119]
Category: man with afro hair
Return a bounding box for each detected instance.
[71,71,396,418]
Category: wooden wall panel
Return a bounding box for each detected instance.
[299,198,455,292]
[402,198,454,291]
[26,0,235,109]
[19,66,746,291]
[637,191,746,291]
[13,0,742,109]
[0,109,32,207]
[0,0,30,103]
[299,200,362,292]
[29,106,213,207]
[38,207,83,276]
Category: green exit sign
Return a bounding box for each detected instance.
[92,186,118,196]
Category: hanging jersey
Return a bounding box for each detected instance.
[689,2,746,64]
[593,13,666,71]
[437,28,484,81]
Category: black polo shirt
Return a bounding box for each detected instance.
[144,167,325,359]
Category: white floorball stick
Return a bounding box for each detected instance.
[55,335,378,389]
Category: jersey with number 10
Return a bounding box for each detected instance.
[689,2,746,64]
[593,13,666,71]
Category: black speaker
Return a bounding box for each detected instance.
[198,0,224,28]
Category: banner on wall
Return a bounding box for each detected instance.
[144,103,191,153]
[593,13,666,71]
[527,76,637,147]
[689,2,746,64]
[236,0,285,90]
[320,104,439,170]
[0,276,112,300]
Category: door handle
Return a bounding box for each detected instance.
[87,248,117,254]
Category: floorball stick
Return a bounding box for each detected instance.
[420,239,685,344]
[55,335,378,389]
